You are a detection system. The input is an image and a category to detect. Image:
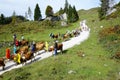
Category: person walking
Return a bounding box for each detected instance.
[13,34,17,45]
[13,45,17,54]
[6,48,11,59]
[31,41,36,53]
[15,39,19,47]
[17,52,21,64]
[54,40,58,56]
[45,41,49,52]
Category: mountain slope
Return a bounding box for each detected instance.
[1,7,120,80]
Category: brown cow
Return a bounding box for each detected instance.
[21,51,35,65]
[13,51,34,65]
[49,33,59,39]
[49,43,63,54]
[0,58,5,70]
[17,46,29,54]
[24,51,34,61]
[62,33,71,41]
[19,40,29,46]
[36,42,45,51]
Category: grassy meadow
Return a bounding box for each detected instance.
[0,7,120,80]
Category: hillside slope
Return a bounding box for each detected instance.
[1,8,120,80]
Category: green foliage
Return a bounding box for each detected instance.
[45,5,54,17]
[98,0,110,20]
[73,6,79,21]
[0,12,27,25]
[62,0,79,23]
[67,5,72,22]
[41,20,62,29]
[58,8,64,15]
[11,11,17,25]
[34,4,42,21]
[0,14,5,24]
[64,0,69,13]
[67,5,79,23]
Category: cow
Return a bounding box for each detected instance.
[49,33,59,39]
[13,51,35,65]
[22,51,35,62]
[19,40,29,46]
[17,46,29,54]
[36,42,45,51]
[62,33,71,41]
[72,29,80,37]
[49,43,63,54]
[0,58,5,70]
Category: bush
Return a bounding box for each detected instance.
[41,20,61,29]
[99,25,120,57]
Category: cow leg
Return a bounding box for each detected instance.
[2,66,5,70]
[61,49,63,54]
[31,58,33,62]
[33,56,35,62]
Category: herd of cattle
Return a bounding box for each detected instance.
[0,27,83,70]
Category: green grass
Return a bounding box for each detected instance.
[0,7,120,80]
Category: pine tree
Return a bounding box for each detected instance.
[11,11,17,25]
[67,5,73,22]
[45,5,54,17]
[0,14,5,24]
[34,4,42,21]
[67,5,79,22]
[98,0,110,20]
[64,0,69,13]
[28,7,32,20]
[73,6,79,21]
[25,12,28,20]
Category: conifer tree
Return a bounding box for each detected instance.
[73,6,79,21]
[45,5,54,17]
[25,12,28,20]
[67,5,79,22]
[0,14,5,24]
[34,3,42,21]
[28,7,32,20]
[11,11,17,25]
[98,0,110,20]
[67,5,73,22]
[64,0,69,13]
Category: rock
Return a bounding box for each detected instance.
[68,70,76,74]
[98,72,101,75]
[104,64,108,67]
[100,26,103,28]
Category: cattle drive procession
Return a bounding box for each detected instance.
[1,0,120,79]
[0,20,89,72]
